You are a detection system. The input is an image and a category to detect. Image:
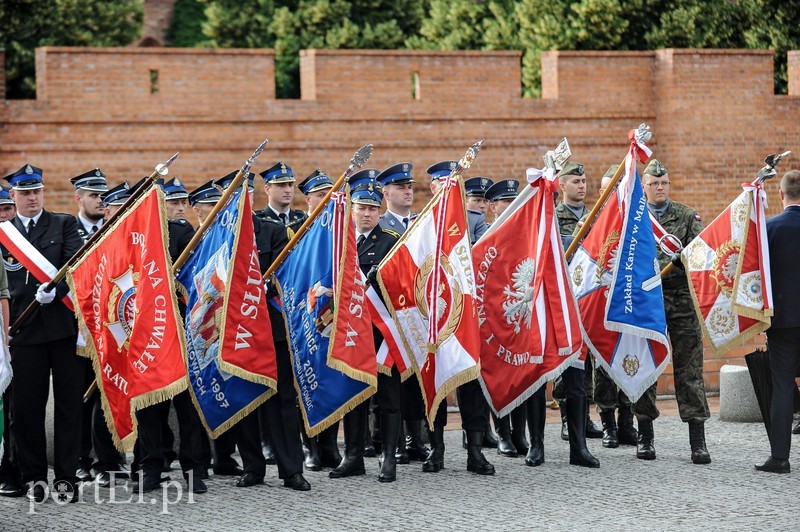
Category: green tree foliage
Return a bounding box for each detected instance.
[0,0,143,99]
[743,0,800,93]
[167,0,208,47]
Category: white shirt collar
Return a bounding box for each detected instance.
[269,205,290,218]
[17,210,43,227]
[385,209,411,223]
[77,213,103,233]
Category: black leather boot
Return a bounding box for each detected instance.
[365,412,377,458]
[495,415,517,457]
[560,402,569,441]
[379,413,400,482]
[688,421,711,464]
[616,403,638,446]
[566,398,600,468]
[636,419,656,460]
[329,408,366,478]
[466,431,495,475]
[261,429,277,466]
[302,431,322,472]
[510,404,529,455]
[422,424,445,473]
[318,422,342,469]
[395,422,410,464]
[585,398,603,439]
[406,420,430,461]
[524,393,545,467]
[600,410,619,449]
[483,418,499,448]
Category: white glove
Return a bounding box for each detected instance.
[35,283,56,305]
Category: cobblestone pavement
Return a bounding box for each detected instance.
[2,404,798,531]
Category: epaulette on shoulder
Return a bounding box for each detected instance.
[170,218,188,225]
[262,217,282,225]
[382,228,401,238]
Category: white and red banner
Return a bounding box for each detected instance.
[681,180,773,354]
[474,168,583,417]
[67,185,188,449]
[0,222,75,310]
[365,282,413,378]
[377,175,481,427]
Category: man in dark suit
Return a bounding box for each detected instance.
[756,169,800,474]
[2,164,84,502]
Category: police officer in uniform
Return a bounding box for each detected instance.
[634,159,711,464]
[69,169,129,487]
[553,161,603,441]
[464,176,493,245]
[376,163,429,464]
[100,182,130,218]
[133,177,208,493]
[258,161,306,234]
[188,180,223,226]
[589,165,638,448]
[484,179,529,458]
[295,169,342,471]
[329,171,403,482]
[2,164,85,502]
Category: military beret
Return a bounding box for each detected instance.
[643,159,667,177]
[559,161,585,178]
[603,165,619,179]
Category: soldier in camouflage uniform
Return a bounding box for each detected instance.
[633,159,711,464]
[553,162,603,442]
[588,166,639,448]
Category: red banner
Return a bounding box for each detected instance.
[67,186,187,449]
[475,170,583,416]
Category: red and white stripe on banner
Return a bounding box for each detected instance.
[365,281,412,379]
[0,221,74,311]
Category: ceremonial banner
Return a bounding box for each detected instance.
[176,185,278,437]
[377,174,481,426]
[681,181,773,354]
[67,186,187,449]
[275,191,377,436]
[569,140,671,402]
[366,282,412,378]
[475,168,583,417]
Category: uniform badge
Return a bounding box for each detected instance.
[622,354,640,377]
[402,164,409,172]
[368,170,376,178]
[95,169,102,177]
[25,165,33,175]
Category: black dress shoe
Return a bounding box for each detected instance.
[76,467,93,482]
[26,484,48,503]
[0,480,25,497]
[283,473,311,491]
[755,457,790,474]
[184,473,208,493]
[134,476,167,493]
[235,472,264,487]
[95,471,112,488]
[213,465,244,477]
[793,419,800,435]
[113,464,130,479]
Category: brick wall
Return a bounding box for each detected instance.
[2,46,799,393]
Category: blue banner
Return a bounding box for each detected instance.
[275,200,372,435]
[606,167,669,344]
[176,188,272,437]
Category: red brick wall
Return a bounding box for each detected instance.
[2,46,799,393]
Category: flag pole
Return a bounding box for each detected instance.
[173,139,269,273]
[9,152,180,336]
[262,144,373,281]
[658,150,791,279]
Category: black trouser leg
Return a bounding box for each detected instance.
[263,341,303,479]
[0,388,20,485]
[238,409,266,477]
[91,393,125,473]
[173,390,203,475]
[135,402,169,481]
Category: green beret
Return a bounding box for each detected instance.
[603,165,619,179]
[560,161,584,178]
[643,159,667,177]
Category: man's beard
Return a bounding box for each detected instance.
[84,210,105,222]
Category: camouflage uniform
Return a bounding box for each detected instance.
[632,200,710,423]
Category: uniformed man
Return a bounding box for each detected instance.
[0,187,21,498]
[188,180,223,225]
[234,164,309,491]
[298,169,333,215]
[553,161,603,442]
[295,168,342,471]
[2,164,85,502]
[329,171,404,482]
[258,162,306,235]
[464,176,493,244]
[634,159,711,464]
[589,165,638,448]
[376,163,429,464]
[100,182,130,218]
[484,179,529,458]
[133,177,208,494]
[69,169,130,487]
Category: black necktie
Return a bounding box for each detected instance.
[90,225,98,234]
[402,217,409,228]
[26,219,35,238]
[279,213,288,225]
[357,234,366,248]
